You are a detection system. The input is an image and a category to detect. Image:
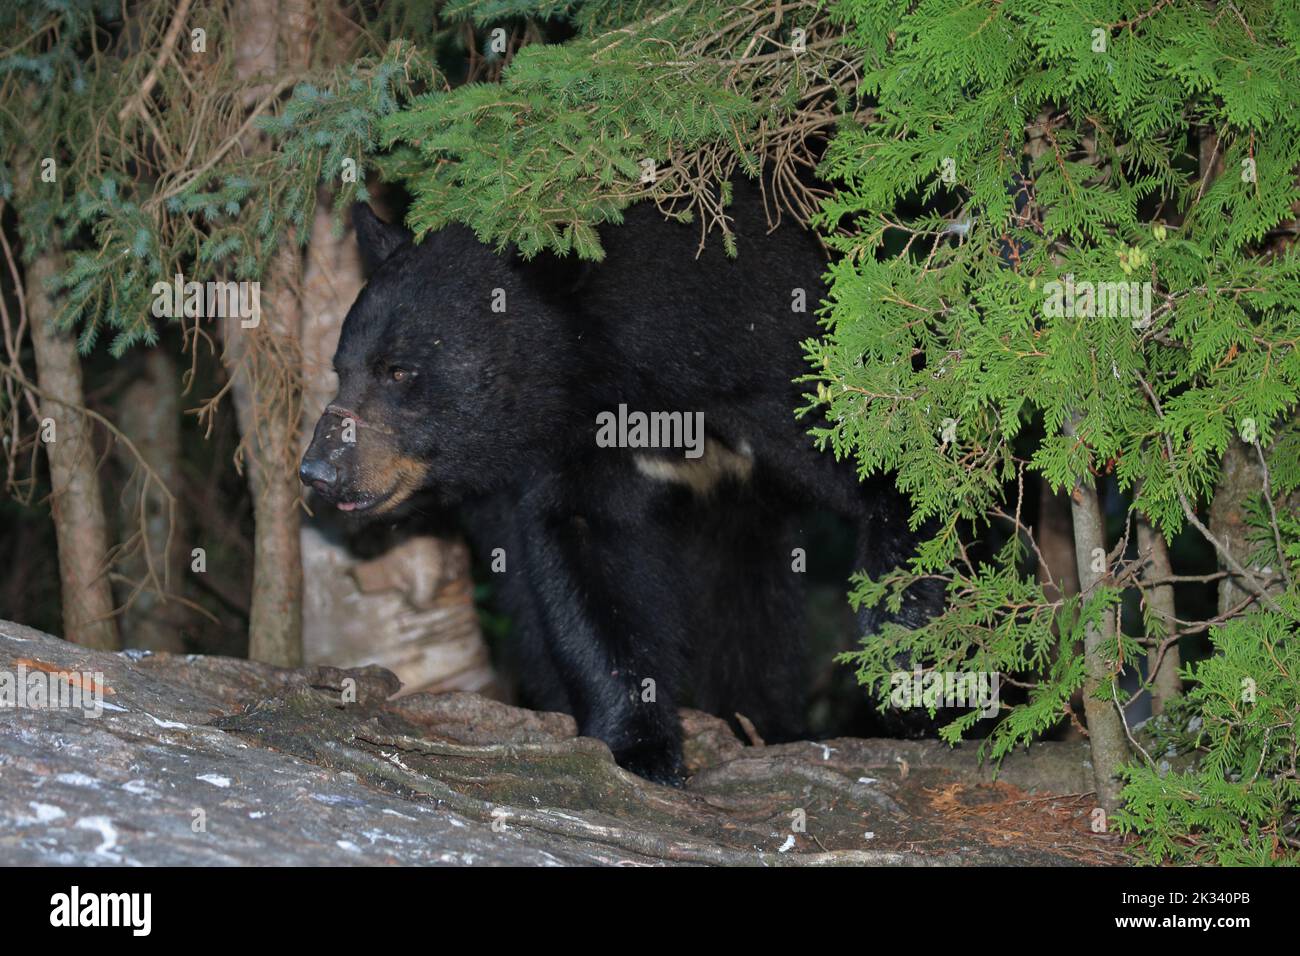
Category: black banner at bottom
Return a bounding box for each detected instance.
[1,864,1286,942]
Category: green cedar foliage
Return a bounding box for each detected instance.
[381,0,844,257]
[1114,608,1299,865]
[383,32,753,258]
[810,0,1300,863]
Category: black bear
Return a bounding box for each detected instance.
[300,180,940,783]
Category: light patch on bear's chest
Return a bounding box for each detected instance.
[634,438,754,495]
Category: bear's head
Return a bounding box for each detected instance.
[300,205,570,516]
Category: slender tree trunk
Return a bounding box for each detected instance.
[14,135,118,649]
[1137,518,1180,713]
[1064,423,1129,814]
[222,236,304,666]
[222,0,311,665]
[1037,484,1080,602]
[1037,483,1086,739]
[115,348,185,652]
[25,250,120,650]
[1202,126,1300,616]
[1027,120,1128,798]
[1209,438,1268,618]
[1194,129,1268,620]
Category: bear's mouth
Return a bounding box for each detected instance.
[327,460,427,516]
[335,490,390,513]
[334,483,416,516]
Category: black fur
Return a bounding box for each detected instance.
[302,181,941,784]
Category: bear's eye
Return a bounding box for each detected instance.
[387,365,412,383]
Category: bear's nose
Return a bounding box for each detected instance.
[299,455,339,496]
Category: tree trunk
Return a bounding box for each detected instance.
[222,0,310,666]
[1195,129,1268,620]
[1136,518,1180,713]
[1028,121,1128,798]
[25,250,120,651]
[1036,483,1080,602]
[1208,430,1268,618]
[1037,483,1086,739]
[1063,421,1129,814]
[114,348,186,652]
[221,249,304,666]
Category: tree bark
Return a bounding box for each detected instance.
[1136,518,1180,713]
[1207,418,1270,617]
[1036,483,1080,602]
[114,348,186,652]
[25,250,120,650]
[1028,120,1128,796]
[1037,483,1086,739]
[222,0,310,665]
[221,241,304,666]
[1195,129,1270,620]
[1063,422,1129,814]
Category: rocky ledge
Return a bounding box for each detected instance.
[0,620,1126,866]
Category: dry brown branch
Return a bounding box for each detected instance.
[118,0,196,123]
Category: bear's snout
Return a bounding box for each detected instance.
[300,410,353,501]
[299,454,339,496]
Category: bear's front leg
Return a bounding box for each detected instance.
[518,484,688,786]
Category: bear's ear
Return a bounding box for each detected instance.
[352,203,411,272]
